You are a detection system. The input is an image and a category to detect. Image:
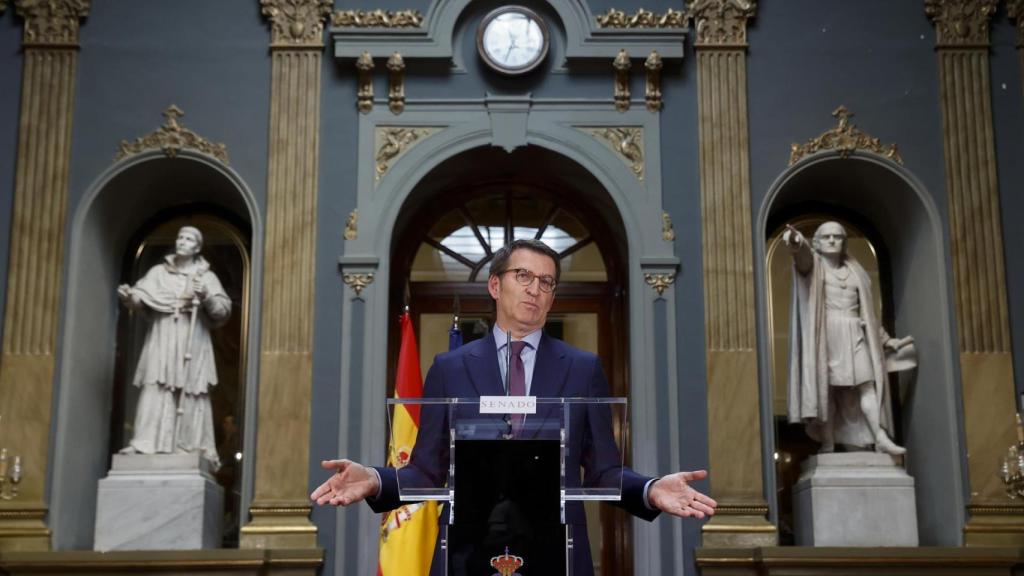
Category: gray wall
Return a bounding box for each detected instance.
[0,9,24,351]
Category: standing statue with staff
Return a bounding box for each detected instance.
[117,225,231,470]
[783,221,916,456]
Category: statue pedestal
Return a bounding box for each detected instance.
[793,452,918,546]
[93,453,223,551]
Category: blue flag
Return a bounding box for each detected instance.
[448,321,463,351]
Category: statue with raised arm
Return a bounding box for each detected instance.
[783,221,915,455]
[117,226,231,470]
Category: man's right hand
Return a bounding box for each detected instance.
[310,459,380,507]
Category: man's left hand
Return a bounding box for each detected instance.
[648,469,717,519]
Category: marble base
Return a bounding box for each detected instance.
[792,452,918,546]
[94,453,223,551]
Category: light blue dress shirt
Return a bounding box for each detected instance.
[492,324,542,395]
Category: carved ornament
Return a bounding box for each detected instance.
[789,106,902,166]
[662,212,676,242]
[645,273,676,296]
[356,52,374,114]
[343,273,374,297]
[684,0,756,46]
[331,9,424,28]
[613,50,631,112]
[645,51,663,112]
[14,0,90,46]
[260,0,332,47]
[375,127,438,183]
[116,105,229,164]
[387,52,406,115]
[596,8,685,28]
[1006,0,1024,46]
[924,0,997,46]
[344,209,358,241]
[584,127,644,182]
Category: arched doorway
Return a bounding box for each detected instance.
[389,145,633,575]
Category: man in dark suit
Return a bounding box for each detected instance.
[312,239,716,574]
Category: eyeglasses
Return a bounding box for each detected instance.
[502,268,557,293]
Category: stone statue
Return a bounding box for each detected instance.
[783,221,916,455]
[117,226,231,470]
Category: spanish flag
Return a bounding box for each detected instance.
[378,312,439,576]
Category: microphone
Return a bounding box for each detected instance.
[503,330,513,439]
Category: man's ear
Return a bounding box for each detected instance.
[487,274,500,300]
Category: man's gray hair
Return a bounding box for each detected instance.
[489,238,561,283]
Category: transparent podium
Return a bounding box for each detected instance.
[388,397,628,576]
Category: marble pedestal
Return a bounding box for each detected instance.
[94,453,223,551]
[793,452,918,546]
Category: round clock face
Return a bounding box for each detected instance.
[477,6,549,74]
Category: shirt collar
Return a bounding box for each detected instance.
[492,324,542,351]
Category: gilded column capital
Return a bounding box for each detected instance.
[260,0,332,48]
[14,0,90,47]
[685,0,756,47]
[1007,0,1024,47]
[924,0,997,47]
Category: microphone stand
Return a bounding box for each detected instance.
[502,330,514,439]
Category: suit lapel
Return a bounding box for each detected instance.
[463,331,504,397]
[525,332,571,439]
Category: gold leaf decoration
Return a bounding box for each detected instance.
[343,273,374,297]
[924,0,997,46]
[645,273,676,296]
[260,0,332,47]
[789,106,902,166]
[332,9,424,28]
[584,127,644,182]
[116,105,229,164]
[14,0,90,46]
[596,8,685,28]
[684,0,756,46]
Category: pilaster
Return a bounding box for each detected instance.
[0,0,89,552]
[925,0,1021,545]
[240,0,330,552]
[687,0,776,547]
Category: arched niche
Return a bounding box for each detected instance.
[754,152,966,546]
[49,150,263,550]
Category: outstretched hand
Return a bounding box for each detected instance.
[310,459,380,507]
[648,470,717,519]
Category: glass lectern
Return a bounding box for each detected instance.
[387,397,628,576]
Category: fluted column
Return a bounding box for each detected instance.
[240,0,330,551]
[687,0,776,547]
[1009,1,1024,97]
[0,0,88,552]
[925,0,1020,545]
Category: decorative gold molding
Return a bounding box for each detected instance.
[684,0,756,46]
[662,212,676,242]
[344,209,358,241]
[115,105,229,164]
[331,9,424,28]
[356,52,374,114]
[583,127,644,181]
[1007,0,1024,46]
[644,273,676,296]
[596,8,685,28]
[924,0,997,46]
[789,106,902,166]
[14,0,90,46]
[387,52,405,115]
[645,51,663,112]
[343,273,374,297]
[260,0,332,48]
[374,127,437,183]
[613,49,630,112]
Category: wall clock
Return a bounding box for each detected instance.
[477,6,549,75]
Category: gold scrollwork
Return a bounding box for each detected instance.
[14,0,90,46]
[260,0,332,47]
[344,209,358,241]
[1009,0,1024,47]
[645,273,676,296]
[375,127,436,183]
[684,0,757,46]
[116,105,229,164]
[356,52,374,114]
[613,50,631,112]
[332,9,424,28]
[925,0,997,46]
[387,52,406,115]
[662,212,676,242]
[789,106,902,166]
[343,273,374,297]
[596,8,685,28]
[645,51,663,112]
[584,127,644,182]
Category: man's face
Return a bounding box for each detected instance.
[488,248,557,336]
[175,230,201,257]
[815,222,846,257]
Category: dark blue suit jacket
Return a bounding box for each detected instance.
[370,331,659,575]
